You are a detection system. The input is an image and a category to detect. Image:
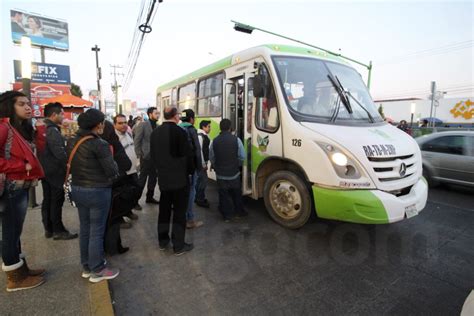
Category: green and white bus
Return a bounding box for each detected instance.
[156,44,428,229]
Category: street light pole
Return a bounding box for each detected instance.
[91,45,102,112]
[232,20,373,88]
[21,36,38,208]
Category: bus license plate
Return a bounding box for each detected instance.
[405,204,418,218]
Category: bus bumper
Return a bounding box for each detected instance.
[312,178,428,224]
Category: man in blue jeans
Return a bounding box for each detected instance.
[179,109,204,229]
[209,119,247,222]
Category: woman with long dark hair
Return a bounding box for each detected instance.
[0,90,46,292]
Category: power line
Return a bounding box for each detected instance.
[376,40,473,66]
[123,0,161,92]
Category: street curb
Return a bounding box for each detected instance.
[89,281,114,316]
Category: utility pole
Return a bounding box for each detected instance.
[91,45,102,112]
[110,64,124,114]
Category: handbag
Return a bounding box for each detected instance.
[64,135,94,206]
[0,123,14,197]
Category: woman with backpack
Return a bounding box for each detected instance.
[0,90,46,292]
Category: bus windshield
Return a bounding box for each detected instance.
[273,56,383,124]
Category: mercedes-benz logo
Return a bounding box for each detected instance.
[399,163,407,177]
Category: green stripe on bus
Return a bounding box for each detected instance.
[312,186,389,224]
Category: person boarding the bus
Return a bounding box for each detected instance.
[209,119,247,222]
[179,109,204,229]
[195,120,211,208]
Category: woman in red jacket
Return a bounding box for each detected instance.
[0,90,46,292]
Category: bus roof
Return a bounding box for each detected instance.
[156,44,348,93]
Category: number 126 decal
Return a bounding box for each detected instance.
[292,139,302,147]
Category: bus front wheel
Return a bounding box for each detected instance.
[263,171,312,229]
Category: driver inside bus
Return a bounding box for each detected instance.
[298,79,317,115]
[298,78,333,117]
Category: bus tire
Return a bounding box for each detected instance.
[263,170,312,229]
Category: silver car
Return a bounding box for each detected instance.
[416,131,474,187]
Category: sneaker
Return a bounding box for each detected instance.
[45,231,53,239]
[146,198,159,204]
[53,231,78,240]
[186,220,204,229]
[195,200,210,208]
[126,212,139,220]
[89,267,120,283]
[133,204,142,211]
[81,270,91,279]
[174,243,194,256]
[159,242,170,251]
[234,212,249,220]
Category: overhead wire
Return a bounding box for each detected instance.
[123,0,160,92]
[376,40,473,66]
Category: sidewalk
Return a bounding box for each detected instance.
[0,187,113,315]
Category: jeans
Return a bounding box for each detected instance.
[137,158,157,200]
[72,186,111,273]
[41,179,66,234]
[186,172,198,221]
[195,168,208,203]
[158,187,188,251]
[217,178,245,220]
[1,187,28,266]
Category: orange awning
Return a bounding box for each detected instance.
[41,94,93,107]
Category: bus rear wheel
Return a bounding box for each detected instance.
[263,171,312,229]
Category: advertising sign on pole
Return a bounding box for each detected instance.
[14,60,71,84]
[10,9,69,51]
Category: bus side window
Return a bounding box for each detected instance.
[197,73,223,117]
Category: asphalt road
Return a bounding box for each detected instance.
[110,183,474,315]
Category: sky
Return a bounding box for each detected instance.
[1,0,473,109]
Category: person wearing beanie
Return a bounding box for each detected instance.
[66,109,121,283]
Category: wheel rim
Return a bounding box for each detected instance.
[269,180,303,220]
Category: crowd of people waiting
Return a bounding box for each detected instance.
[0,90,246,292]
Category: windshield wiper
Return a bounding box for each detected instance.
[345,90,375,123]
[327,74,352,121]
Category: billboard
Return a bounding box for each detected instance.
[10,9,69,51]
[14,60,71,84]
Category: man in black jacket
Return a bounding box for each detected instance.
[38,102,78,240]
[150,106,194,256]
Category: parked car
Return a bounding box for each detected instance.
[416,131,474,187]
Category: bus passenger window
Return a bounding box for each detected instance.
[197,73,223,117]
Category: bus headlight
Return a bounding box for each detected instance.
[317,142,362,179]
[331,152,348,166]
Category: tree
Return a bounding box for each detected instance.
[378,104,385,119]
[70,83,83,98]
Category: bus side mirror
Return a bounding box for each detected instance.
[253,74,265,98]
